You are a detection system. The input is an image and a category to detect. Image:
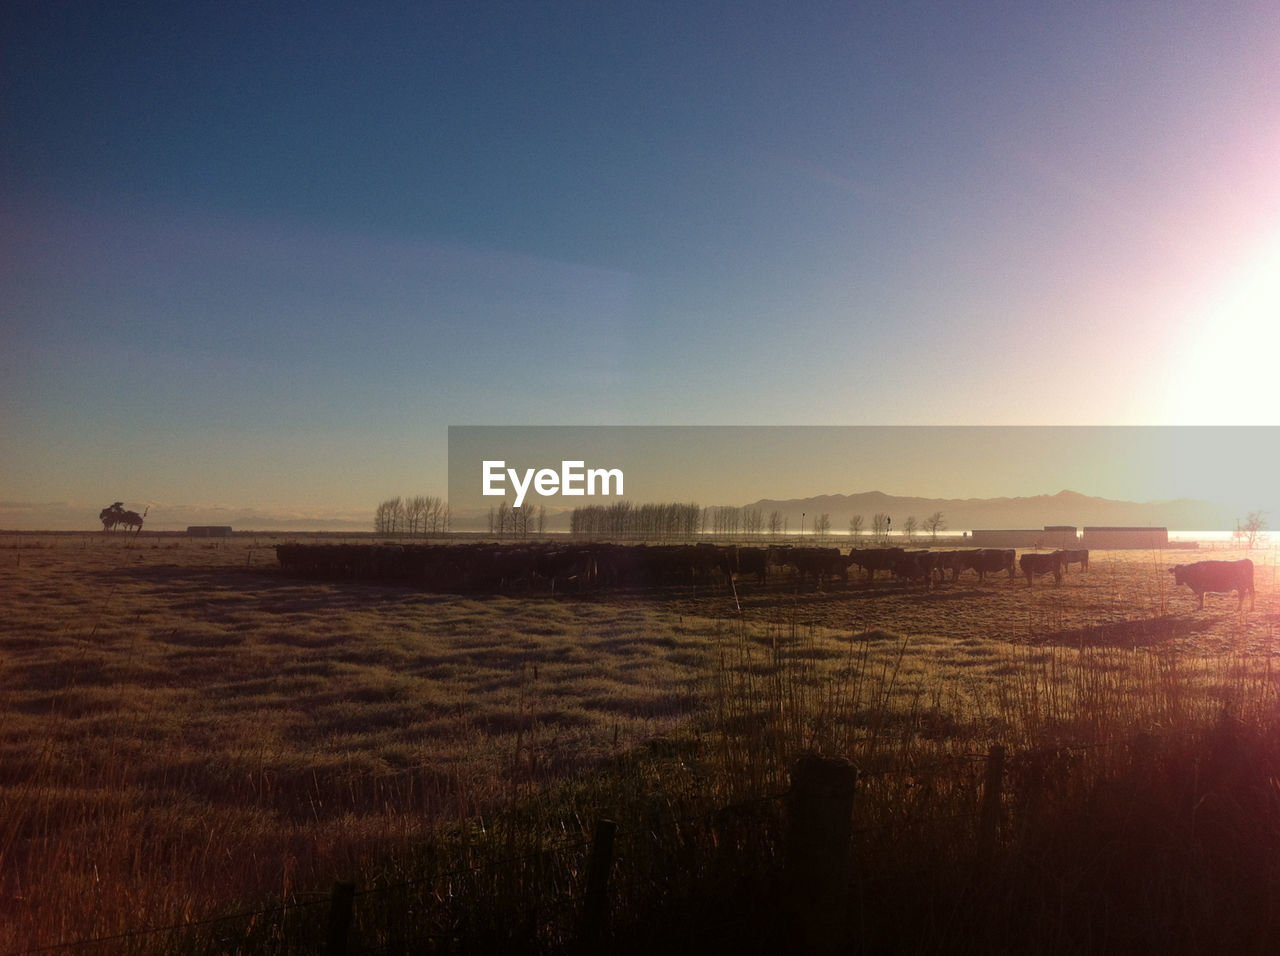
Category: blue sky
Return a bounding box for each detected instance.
[4,2,1279,529]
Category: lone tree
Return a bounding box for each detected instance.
[99,502,142,532]
[100,502,126,531]
[925,511,946,542]
[872,512,890,543]
[902,515,918,543]
[1234,511,1267,549]
[811,512,831,542]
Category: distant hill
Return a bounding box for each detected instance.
[741,489,1236,533]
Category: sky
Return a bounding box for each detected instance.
[4,2,1280,530]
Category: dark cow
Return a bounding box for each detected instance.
[735,546,770,584]
[536,545,598,592]
[934,550,970,584]
[1060,549,1089,573]
[1169,559,1255,610]
[1019,551,1063,586]
[892,551,940,587]
[787,547,847,589]
[961,548,1016,582]
[847,547,906,582]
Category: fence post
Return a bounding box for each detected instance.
[978,744,1006,862]
[578,818,617,951]
[327,880,356,956]
[786,754,858,956]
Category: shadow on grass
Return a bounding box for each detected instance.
[90,563,482,615]
[1030,614,1217,648]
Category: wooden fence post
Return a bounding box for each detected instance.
[786,754,858,956]
[578,818,617,951]
[979,744,1006,862]
[327,880,356,956]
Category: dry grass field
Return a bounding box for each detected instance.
[2,532,1278,952]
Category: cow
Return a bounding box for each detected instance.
[961,548,1017,582]
[892,551,940,587]
[787,547,847,589]
[735,546,769,584]
[1060,549,1089,573]
[1169,559,1255,610]
[934,550,970,584]
[847,547,906,583]
[1019,551,1063,586]
[536,545,599,592]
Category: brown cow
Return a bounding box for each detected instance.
[1019,551,1063,586]
[847,547,906,582]
[1169,559,1254,610]
[962,548,1016,582]
[1060,549,1089,573]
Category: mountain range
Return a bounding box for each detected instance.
[3,489,1241,533]
[741,489,1237,533]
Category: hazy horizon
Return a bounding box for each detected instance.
[5,4,1279,517]
[5,477,1268,533]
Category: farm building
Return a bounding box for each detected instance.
[969,530,1051,548]
[1041,526,1079,548]
[1081,527,1168,549]
[187,526,233,537]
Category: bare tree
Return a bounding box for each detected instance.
[1234,511,1268,549]
[404,496,427,536]
[903,515,918,543]
[768,510,784,536]
[379,495,452,536]
[813,512,831,541]
[427,496,447,534]
[382,496,405,535]
[510,503,543,538]
[708,506,743,536]
[924,511,946,542]
[374,498,401,535]
[848,514,864,541]
[872,512,890,543]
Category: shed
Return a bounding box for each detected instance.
[1041,526,1079,548]
[970,530,1047,548]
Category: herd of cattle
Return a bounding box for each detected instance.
[273,542,1255,609]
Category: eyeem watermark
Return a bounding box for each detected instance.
[482,460,624,507]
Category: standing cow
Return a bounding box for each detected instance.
[961,548,1017,582]
[1060,549,1089,573]
[1019,551,1063,586]
[1169,559,1254,610]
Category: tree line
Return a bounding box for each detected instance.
[369,496,952,543]
[569,502,703,538]
[487,501,546,537]
[563,504,949,542]
[373,496,451,536]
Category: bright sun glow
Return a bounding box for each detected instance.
[1166,226,1280,424]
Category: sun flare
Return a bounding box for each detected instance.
[1165,226,1280,423]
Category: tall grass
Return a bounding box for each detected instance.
[2,536,1278,953]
